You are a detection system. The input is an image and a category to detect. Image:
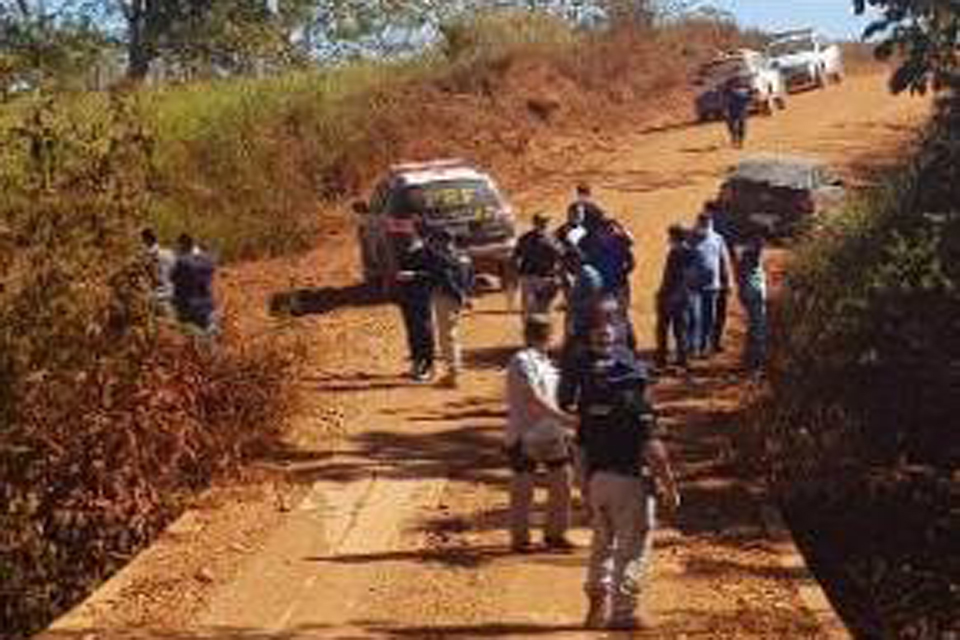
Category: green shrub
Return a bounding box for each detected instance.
[0,94,297,640]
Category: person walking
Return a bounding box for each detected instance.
[688,212,731,358]
[654,225,692,371]
[581,214,636,312]
[737,235,768,372]
[565,183,606,239]
[505,315,578,553]
[395,233,436,382]
[722,77,753,149]
[141,228,176,318]
[170,233,218,336]
[424,229,474,388]
[563,322,679,630]
[513,214,563,320]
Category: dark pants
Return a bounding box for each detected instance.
[398,289,434,371]
[655,293,688,367]
[740,291,767,370]
[726,114,747,147]
[712,289,729,352]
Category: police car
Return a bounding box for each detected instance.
[352,159,517,292]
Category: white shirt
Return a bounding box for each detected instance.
[148,244,176,301]
[506,347,560,446]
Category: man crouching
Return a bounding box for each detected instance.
[575,323,680,630]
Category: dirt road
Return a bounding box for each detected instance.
[46,73,929,640]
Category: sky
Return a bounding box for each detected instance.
[712,1,877,40]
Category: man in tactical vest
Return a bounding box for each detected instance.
[563,322,680,630]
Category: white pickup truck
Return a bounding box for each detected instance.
[693,49,786,122]
[766,29,844,93]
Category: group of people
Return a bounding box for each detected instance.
[513,184,637,346]
[655,202,768,373]
[501,187,768,631]
[141,229,219,336]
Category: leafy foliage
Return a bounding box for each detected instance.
[0,93,297,640]
[855,0,960,93]
[755,84,960,638]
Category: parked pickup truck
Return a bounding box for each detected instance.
[766,29,844,93]
[693,49,786,122]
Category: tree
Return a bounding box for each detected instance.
[0,1,111,96]
[854,0,960,93]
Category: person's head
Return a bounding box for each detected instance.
[524,314,552,350]
[141,228,158,248]
[588,322,617,357]
[667,224,686,248]
[592,295,621,328]
[405,186,426,215]
[532,213,550,233]
[696,212,713,231]
[703,200,721,216]
[575,183,592,202]
[176,233,195,254]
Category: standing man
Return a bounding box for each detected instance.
[141,228,176,317]
[582,215,636,311]
[170,233,218,335]
[722,77,752,149]
[566,323,679,630]
[425,230,474,388]
[654,225,692,371]
[689,212,731,359]
[395,232,436,382]
[514,214,563,320]
[566,183,606,237]
[737,235,768,372]
[506,315,579,552]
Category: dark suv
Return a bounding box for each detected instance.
[353,159,517,291]
[717,155,845,241]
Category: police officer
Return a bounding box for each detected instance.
[562,322,680,630]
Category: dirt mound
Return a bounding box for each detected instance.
[313,27,737,202]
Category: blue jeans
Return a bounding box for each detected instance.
[688,290,719,356]
[740,291,767,369]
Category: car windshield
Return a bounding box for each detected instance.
[403,179,500,218]
[768,39,814,58]
[698,59,748,80]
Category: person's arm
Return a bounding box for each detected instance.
[513,356,578,429]
[645,435,680,510]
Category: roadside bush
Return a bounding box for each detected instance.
[0,95,297,640]
[757,89,960,637]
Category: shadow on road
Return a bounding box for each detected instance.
[269,283,384,317]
